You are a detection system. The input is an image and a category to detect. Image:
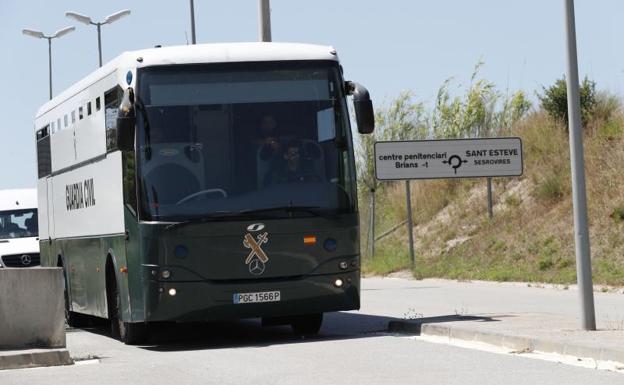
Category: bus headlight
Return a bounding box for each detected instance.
[168,288,177,296]
[161,269,171,279]
[334,278,344,288]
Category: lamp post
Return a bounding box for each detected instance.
[258,0,271,42]
[66,9,131,67]
[563,0,596,331]
[22,26,75,100]
[190,0,197,44]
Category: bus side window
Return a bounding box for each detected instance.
[36,125,51,178]
[105,86,123,152]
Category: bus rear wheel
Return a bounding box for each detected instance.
[107,272,147,345]
[290,313,323,336]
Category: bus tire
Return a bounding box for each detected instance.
[107,270,148,345]
[60,262,89,328]
[290,313,323,336]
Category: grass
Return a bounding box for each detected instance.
[362,108,624,286]
[362,241,411,275]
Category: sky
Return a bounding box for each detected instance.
[1,0,624,189]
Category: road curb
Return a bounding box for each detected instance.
[0,349,73,371]
[388,321,624,364]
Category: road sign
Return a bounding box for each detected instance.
[375,137,523,180]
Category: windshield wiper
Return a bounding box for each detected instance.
[165,211,242,230]
[166,206,332,230]
[238,205,326,217]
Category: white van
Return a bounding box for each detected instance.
[0,189,39,268]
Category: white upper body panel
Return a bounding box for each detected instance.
[35,42,339,119]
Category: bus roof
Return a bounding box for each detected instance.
[35,42,339,118]
[0,189,37,211]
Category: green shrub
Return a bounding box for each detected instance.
[610,206,624,222]
[538,76,596,128]
[536,174,567,202]
[598,120,623,140]
[538,257,554,271]
[505,194,521,207]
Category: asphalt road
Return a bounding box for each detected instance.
[1,278,622,385]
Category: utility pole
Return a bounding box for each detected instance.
[258,0,271,42]
[190,0,197,44]
[564,0,596,331]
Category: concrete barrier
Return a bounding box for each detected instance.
[0,268,65,349]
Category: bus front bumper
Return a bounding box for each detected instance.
[144,270,360,322]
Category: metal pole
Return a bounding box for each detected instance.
[190,0,197,44]
[258,0,271,42]
[369,188,376,258]
[405,181,415,269]
[487,177,493,219]
[97,23,102,67]
[564,0,596,331]
[47,38,52,100]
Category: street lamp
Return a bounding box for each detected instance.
[66,9,131,67]
[22,26,75,100]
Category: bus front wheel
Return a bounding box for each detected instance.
[107,273,147,345]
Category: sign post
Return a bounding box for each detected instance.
[405,181,415,268]
[487,177,493,219]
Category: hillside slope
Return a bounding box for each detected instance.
[362,112,624,286]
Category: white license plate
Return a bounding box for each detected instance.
[233,291,281,304]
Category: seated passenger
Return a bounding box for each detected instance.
[264,139,320,185]
[256,115,281,161]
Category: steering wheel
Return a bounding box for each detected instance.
[176,188,228,205]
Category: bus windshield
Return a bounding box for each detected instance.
[0,209,38,239]
[136,61,356,222]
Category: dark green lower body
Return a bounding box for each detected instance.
[41,211,362,326]
[145,270,360,322]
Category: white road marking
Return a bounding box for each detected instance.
[409,334,624,374]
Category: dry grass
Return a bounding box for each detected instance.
[363,108,624,285]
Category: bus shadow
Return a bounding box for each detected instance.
[133,312,498,352]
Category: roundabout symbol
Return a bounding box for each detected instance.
[443,155,468,174]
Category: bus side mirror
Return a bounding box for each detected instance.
[346,81,375,134]
[117,87,136,151]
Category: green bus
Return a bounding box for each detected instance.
[35,42,374,344]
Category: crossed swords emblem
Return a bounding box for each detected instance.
[243,232,269,265]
